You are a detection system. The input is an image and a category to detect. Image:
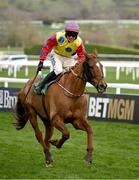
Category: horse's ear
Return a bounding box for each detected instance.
[92,49,98,58]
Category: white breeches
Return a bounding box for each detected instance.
[50,51,76,75]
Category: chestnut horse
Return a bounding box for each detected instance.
[14,50,107,167]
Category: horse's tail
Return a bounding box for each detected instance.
[13,91,29,130]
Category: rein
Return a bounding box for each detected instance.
[55,68,86,98]
[55,81,83,98]
[70,69,85,82]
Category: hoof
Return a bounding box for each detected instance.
[84,153,92,164]
[49,139,58,147]
[45,152,54,167]
[46,163,53,168]
[49,139,62,149]
[45,158,53,168]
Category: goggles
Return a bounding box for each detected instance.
[65,31,78,38]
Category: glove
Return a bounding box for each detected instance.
[37,61,43,72]
[75,61,80,67]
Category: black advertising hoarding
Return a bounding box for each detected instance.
[87,93,139,123]
[0,87,139,123]
[0,87,20,111]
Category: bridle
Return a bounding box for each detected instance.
[70,60,106,93]
[55,60,94,98]
[70,61,95,83]
[70,68,86,82]
[55,59,106,97]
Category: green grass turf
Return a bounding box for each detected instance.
[0,112,139,179]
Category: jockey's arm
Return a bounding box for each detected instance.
[76,42,86,64]
[40,34,57,61]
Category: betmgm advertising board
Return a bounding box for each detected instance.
[87,93,139,123]
[0,87,139,123]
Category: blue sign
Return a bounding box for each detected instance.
[1,87,139,123]
[0,87,20,111]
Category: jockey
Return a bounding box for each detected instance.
[35,21,86,94]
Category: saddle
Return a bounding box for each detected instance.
[33,73,63,95]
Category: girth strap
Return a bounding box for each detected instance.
[42,94,49,119]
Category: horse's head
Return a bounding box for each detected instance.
[83,49,107,93]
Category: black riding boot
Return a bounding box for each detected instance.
[35,71,57,95]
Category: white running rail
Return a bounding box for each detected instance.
[0,77,139,94]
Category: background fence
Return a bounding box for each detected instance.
[0,77,139,94]
[0,54,139,94]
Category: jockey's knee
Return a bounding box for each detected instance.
[54,68,63,75]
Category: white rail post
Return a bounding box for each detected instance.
[116,87,121,94]
[132,69,135,80]
[25,66,28,76]
[116,66,120,80]
[5,81,8,88]
[14,64,17,78]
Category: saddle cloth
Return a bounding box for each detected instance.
[33,74,54,95]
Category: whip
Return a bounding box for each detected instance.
[23,69,40,103]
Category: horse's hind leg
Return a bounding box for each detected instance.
[28,108,53,166]
[72,118,93,164]
[49,114,70,148]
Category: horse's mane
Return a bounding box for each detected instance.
[59,49,98,81]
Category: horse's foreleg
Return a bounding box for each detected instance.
[43,121,54,165]
[73,118,93,164]
[29,108,52,165]
[50,114,70,148]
